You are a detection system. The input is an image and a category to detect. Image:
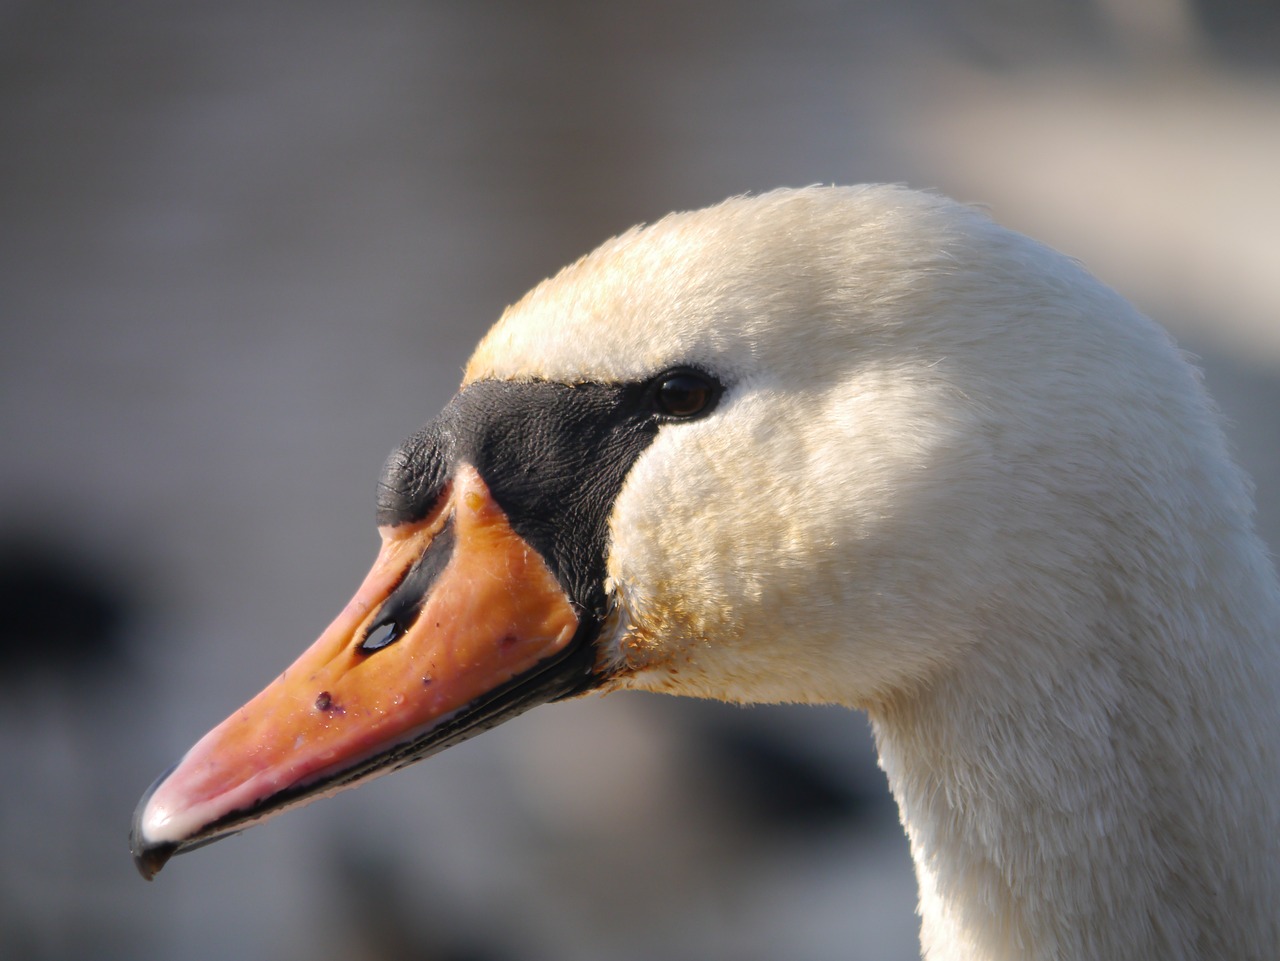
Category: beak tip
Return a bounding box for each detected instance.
[130,836,176,881]
[130,764,179,881]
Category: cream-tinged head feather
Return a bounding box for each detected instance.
[466,185,1280,960]
[467,185,1268,708]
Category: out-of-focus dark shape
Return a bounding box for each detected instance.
[325,843,511,961]
[1194,0,1280,61]
[696,720,897,834]
[0,534,133,683]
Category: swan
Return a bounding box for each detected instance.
[131,185,1280,960]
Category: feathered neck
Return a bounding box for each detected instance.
[868,519,1280,961]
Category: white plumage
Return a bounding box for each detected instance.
[468,185,1280,960]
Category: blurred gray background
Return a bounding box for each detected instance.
[2,2,1277,960]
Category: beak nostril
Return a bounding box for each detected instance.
[360,620,402,653]
[359,513,457,656]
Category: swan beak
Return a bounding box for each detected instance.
[130,464,581,880]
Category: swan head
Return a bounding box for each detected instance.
[131,185,1249,880]
[471,184,1245,707]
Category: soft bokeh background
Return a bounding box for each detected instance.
[2,3,1277,959]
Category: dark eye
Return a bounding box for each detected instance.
[651,369,719,419]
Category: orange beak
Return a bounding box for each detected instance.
[131,464,583,879]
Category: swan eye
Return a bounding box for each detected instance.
[652,369,719,419]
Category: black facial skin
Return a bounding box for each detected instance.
[130,368,721,878]
[377,369,723,629]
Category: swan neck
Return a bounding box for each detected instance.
[868,576,1280,961]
